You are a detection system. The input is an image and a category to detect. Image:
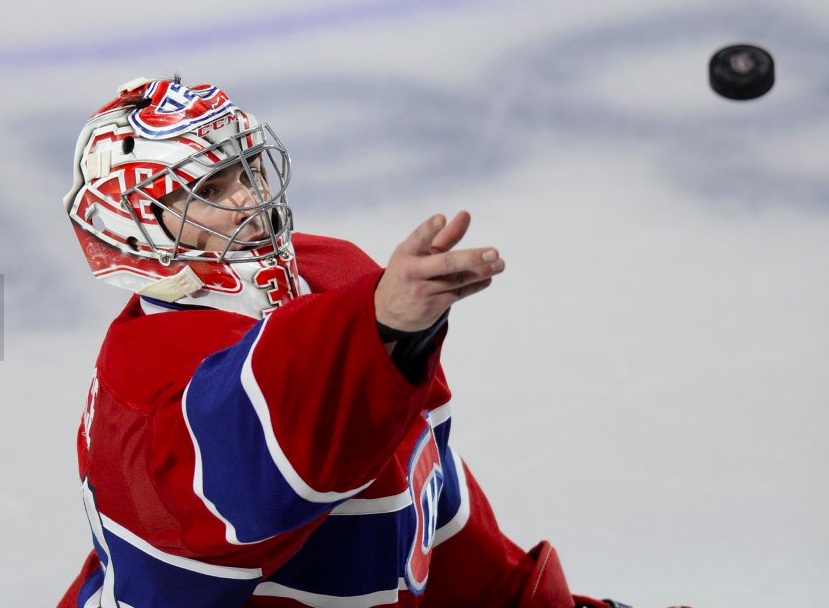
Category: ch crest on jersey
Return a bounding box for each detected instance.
[404,424,444,595]
[128,81,236,140]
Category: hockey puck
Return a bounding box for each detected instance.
[709,44,775,100]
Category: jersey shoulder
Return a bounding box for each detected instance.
[97,295,258,410]
[292,232,380,293]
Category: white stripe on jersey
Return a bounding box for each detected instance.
[81,479,117,607]
[97,511,263,579]
[139,297,179,316]
[329,490,412,516]
[82,587,102,608]
[82,590,136,608]
[239,312,375,503]
[433,447,470,546]
[297,274,312,295]
[253,580,400,608]
[427,401,452,427]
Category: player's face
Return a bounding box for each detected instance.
[159,155,271,251]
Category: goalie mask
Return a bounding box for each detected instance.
[63,77,303,318]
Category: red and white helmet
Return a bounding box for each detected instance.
[63,76,303,318]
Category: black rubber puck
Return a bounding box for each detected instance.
[709,44,775,100]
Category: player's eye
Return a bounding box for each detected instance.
[254,169,268,187]
[242,167,262,184]
[195,184,217,200]
[244,169,270,196]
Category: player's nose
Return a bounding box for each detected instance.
[226,182,259,224]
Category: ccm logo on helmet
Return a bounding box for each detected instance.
[196,113,239,138]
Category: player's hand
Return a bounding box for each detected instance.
[374,211,505,332]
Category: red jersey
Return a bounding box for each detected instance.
[58,233,572,608]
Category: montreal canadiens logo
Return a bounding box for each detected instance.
[129,81,236,140]
[85,241,113,266]
[404,425,444,595]
[86,241,109,257]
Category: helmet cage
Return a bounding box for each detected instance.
[124,123,293,265]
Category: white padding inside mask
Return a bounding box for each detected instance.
[137,266,204,302]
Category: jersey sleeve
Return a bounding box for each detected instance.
[148,268,446,561]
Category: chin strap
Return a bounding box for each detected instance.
[136,266,204,303]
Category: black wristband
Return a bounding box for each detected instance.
[377,310,449,384]
[376,308,450,344]
[376,321,428,343]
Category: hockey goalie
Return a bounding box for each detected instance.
[57,76,664,608]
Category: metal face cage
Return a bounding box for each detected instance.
[122,124,293,265]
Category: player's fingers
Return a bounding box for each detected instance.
[426,259,505,294]
[446,277,493,304]
[400,214,446,255]
[415,247,500,279]
[430,210,471,254]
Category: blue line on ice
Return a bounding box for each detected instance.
[0,0,483,68]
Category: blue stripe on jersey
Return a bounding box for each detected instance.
[435,446,461,530]
[100,526,259,607]
[432,415,451,455]
[185,320,347,543]
[266,508,412,597]
[139,295,186,310]
[76,565,103,608]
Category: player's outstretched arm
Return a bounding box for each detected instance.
[153,231,462,550]
[143,219,500,555]
[375,211,505,332]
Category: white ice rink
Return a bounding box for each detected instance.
[1,1,828,605]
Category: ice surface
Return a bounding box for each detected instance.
[2,1,828,605]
